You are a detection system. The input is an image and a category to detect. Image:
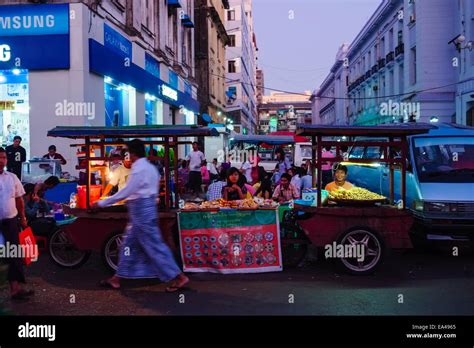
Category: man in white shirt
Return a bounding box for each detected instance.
[93,139,189,292]
[0,147,34,301]
[186,141,205,195]
[102,153,131,196]
[207,158,219,181]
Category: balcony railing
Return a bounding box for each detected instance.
[378,58,386,69]
[395,43,404,57]
[371,64,378,75]
[386,51,394,64]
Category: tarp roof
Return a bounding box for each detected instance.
[47,125,220,139]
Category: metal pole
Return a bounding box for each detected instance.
[389,137,394,205]
[85,137,91,209]
[173,137,179,209]
[316,135,322,207]
[311,135,316,188]
[401,137,407,209]
[164,138,171,210]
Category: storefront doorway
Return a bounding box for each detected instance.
[104,77,136,127]
[0,69,30,157]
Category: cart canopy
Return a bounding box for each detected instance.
[296,123,435,137]
[47,125,220,139]
[230,135,295,145]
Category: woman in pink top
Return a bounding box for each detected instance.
[201,160,210,185]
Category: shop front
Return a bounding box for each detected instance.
[0,3,70,157]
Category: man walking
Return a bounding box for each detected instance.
[93,139,189,292]
[186,141,205,196]
[0,147,33,300]
[6,136,26,180]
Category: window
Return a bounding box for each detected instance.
[229,35,236,47]
[228,60,236,73]
[410,47,417,85]
[389,28,394,51]
[397,30,403,45]
[380,37,385,57]
[168,9,177,52]
[142,0,154,30]
[227,9,235,21]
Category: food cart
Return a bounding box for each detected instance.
[289,124,433,275]
[45,125,219,271]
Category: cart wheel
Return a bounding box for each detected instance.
[336,228,385,275]
[48,228,91,269]
[102,230,125,273]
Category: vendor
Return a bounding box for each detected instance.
[103,152,131,196]
[324,164,353,192]
[272,173,300,203]
[43,145,67,165]
[34,175,60,207]
[223,167,247,201]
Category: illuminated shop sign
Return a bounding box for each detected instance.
[0,44,11,62]
[162,84,178,101]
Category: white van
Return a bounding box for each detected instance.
[345,123,474,244]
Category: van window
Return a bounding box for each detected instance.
[349,146,365,159]
[365,146,382,159]
[414,137,474,183]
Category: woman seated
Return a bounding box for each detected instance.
[222,167,248,201]
[23,183,57,238]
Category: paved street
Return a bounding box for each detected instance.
[2,246,474,316]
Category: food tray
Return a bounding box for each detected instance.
[330,198,388,206]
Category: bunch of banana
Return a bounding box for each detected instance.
[329,187,386,201]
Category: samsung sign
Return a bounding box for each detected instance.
[0,44,11,62]
[0,4,69,36]
[0,4,70,70]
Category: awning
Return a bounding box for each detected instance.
[181,14,194,28]
[168,0,182,8]
[296,123,435,137]
[47,125,220,139]
[230,135,295,145]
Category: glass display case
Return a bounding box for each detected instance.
[21,158,62,183]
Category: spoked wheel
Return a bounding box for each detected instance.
[102,231,125,273]
[336,228,384,275]
[48,229,91,269]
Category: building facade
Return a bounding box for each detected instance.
[311,44,349,125]
[194,0,229,124]
[455,0,474,126]
[258,92,312,134]
[224,0,257,134]
[313,0,458,126]
[0,0,199,173]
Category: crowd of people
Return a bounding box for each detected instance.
[176,142,352,204]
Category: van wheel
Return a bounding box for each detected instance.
[335,228,385,275]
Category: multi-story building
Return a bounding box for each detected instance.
[0,0,199,172]
[258,92,312,134]
[256,69,264,105]
[311,44,349,125]
[224,0,257,134]
[313,0,457,126]
[194,0,229,124]
[455,0,474,126]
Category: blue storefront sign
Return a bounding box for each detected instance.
[0,4,70,70]
[89,38,199,114]
[104,24,132,60]
[0,4,69,36]
[145,53,160,79]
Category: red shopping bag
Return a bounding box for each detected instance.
[19,227,39,266]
